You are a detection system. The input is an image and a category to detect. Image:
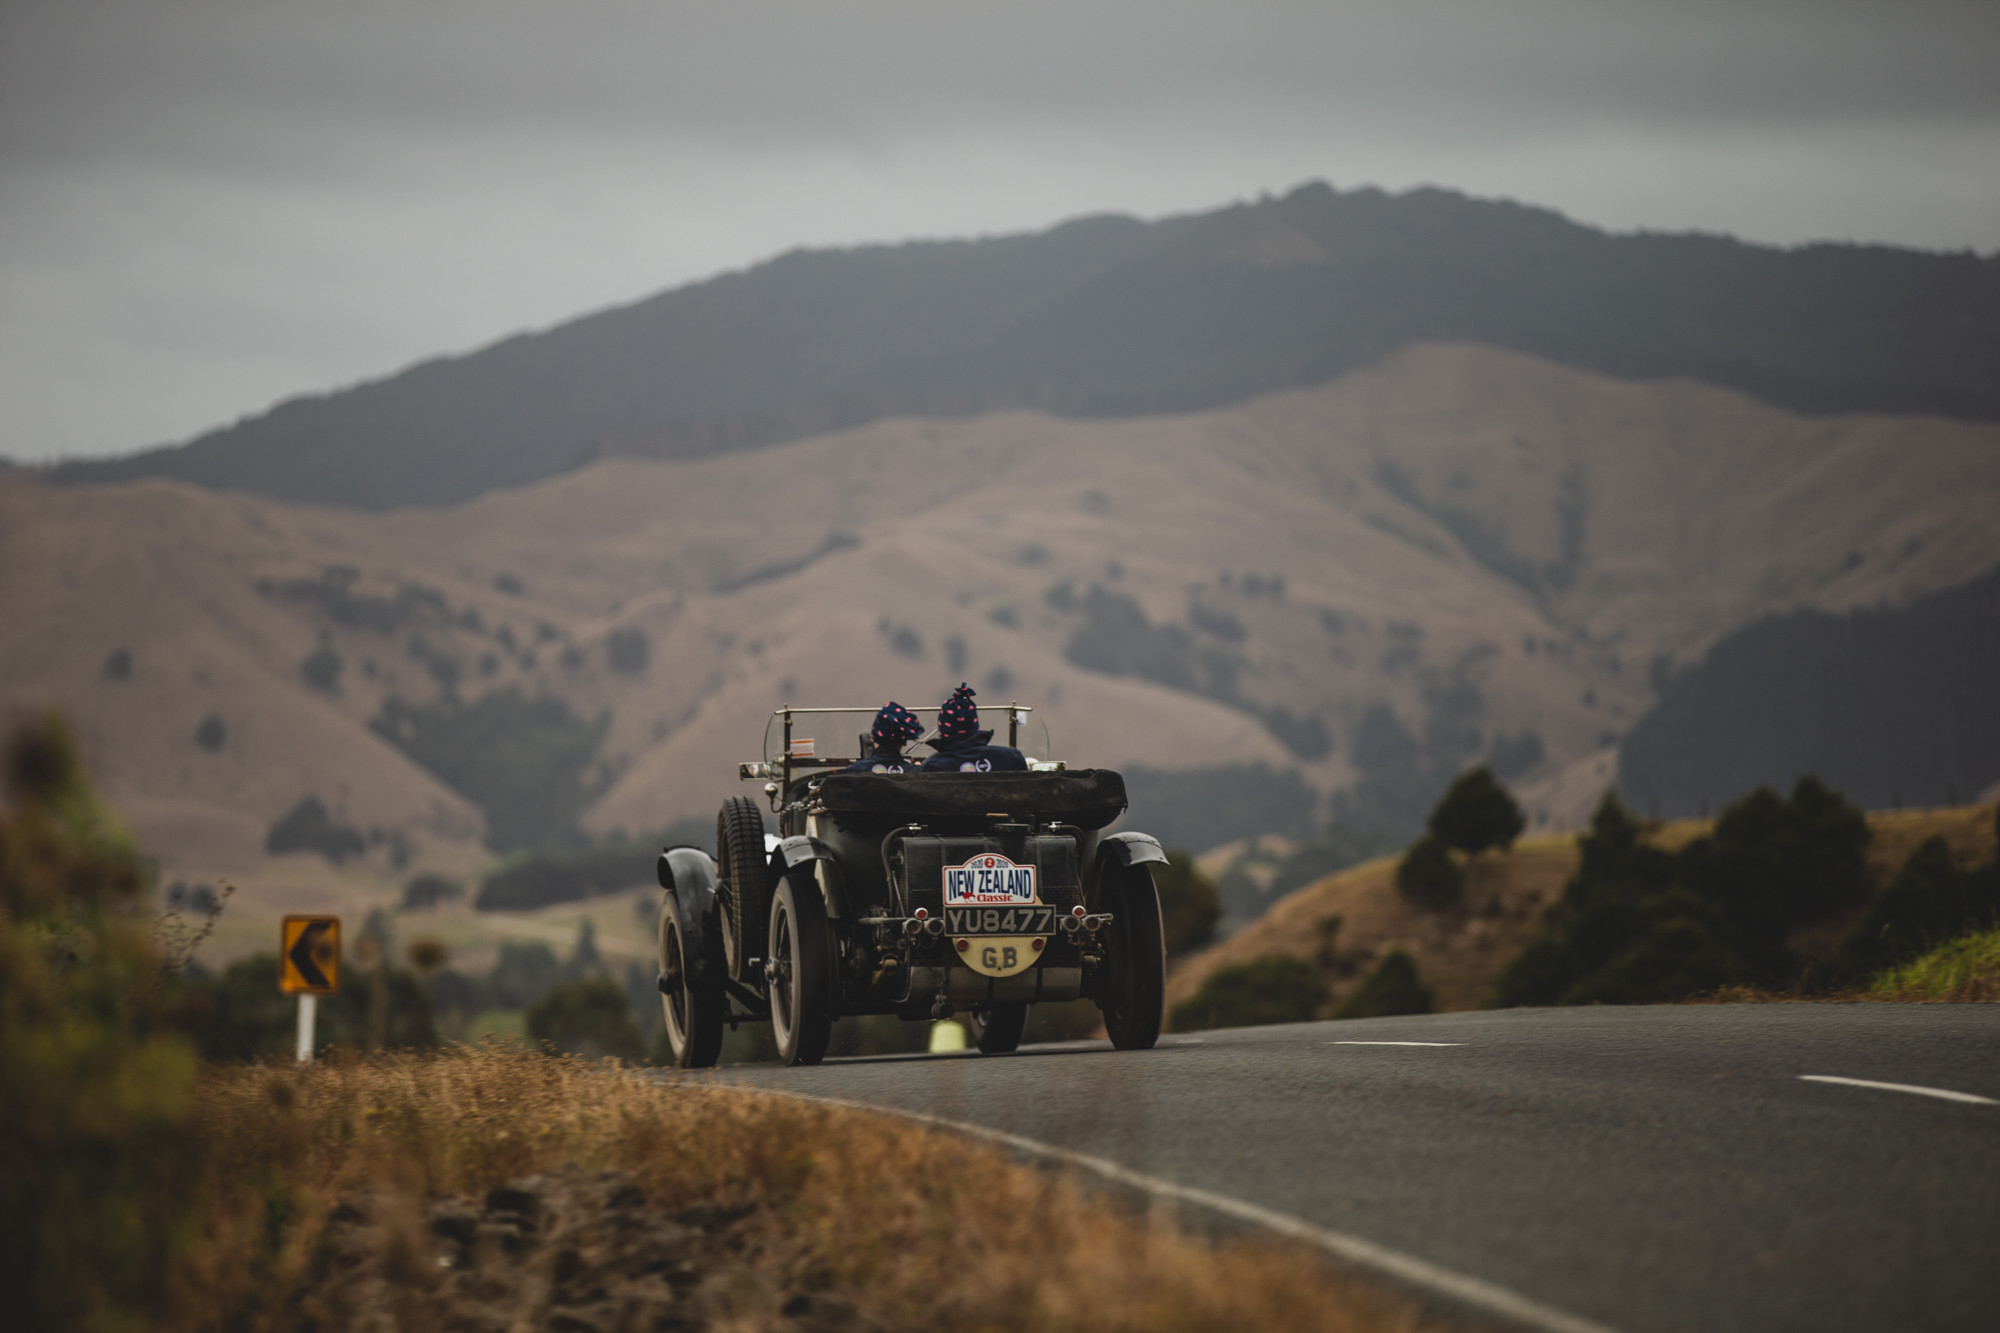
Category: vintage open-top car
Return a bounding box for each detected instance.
[655,704,1167,1066]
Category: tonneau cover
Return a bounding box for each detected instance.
[811,769,1128,831]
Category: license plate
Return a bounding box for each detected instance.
[944,905,1056,936]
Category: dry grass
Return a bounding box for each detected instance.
[176,1045,1430,1332]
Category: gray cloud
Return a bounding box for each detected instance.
[4,0,1997,462]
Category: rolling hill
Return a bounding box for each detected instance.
[47,182,2000,511]
[7,342,2000,963]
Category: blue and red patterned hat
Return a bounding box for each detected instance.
[871,701,924,749]
[936,683,980,742]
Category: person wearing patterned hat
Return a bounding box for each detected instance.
[844,701,926,774]
[920,683,1027,773]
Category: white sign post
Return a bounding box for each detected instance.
[295,992,317,1064]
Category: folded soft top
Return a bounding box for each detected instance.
[811,769,1128,831]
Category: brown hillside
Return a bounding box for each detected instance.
[1165,802,2000,1021]
[6,341,2000,964]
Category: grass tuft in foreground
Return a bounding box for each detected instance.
[182,1047,1426,1332]
[1866,926,2000,1002]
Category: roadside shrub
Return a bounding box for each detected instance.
[1395,834,1464,910]
[265,795,367,863]
[181,953,438,1059]
[527,977,646,1060]
[1333,949,1434,1019]
[1427,765,1525,855]
[1170,955,1326,1031]
[1154,851,1223,957]
[0,713,206,1331]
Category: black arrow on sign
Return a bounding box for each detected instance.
[288,920,332,990]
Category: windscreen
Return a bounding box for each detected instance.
[763,705,1053,766]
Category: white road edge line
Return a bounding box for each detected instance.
[1798,1075,1997,1106]
[1330,1041,1466,1046]
[764,1089,1618,1333]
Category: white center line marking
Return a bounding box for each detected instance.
[1799,1075,1997,1106]
[1330,1040,1466,1047]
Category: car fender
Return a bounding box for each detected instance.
[770,834,849,918]
[656,846,722,982]
[1090,831,1168,907]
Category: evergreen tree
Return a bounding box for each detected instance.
[1395,833,1464,911]
[1427,765,1526,856]
[1153,852,1223,956]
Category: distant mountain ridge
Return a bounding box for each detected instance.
[50,181,2000,512]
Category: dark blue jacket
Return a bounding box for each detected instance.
[844,748,917,775]
[920,729,1028,773]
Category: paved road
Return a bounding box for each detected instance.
[710,1005,2000,1333]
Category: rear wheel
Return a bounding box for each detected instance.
[768,874,833,1066]
[658,908,724,1068]
[1099,865,1165,1050]
[715,796,768,982]
[967,1002,1028,1054]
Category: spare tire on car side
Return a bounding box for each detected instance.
[715,795,769,982]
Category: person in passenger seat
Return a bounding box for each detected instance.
[844,701,925,774]
[920,683,1027,773]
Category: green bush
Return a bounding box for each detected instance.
[527,977,646,1060]
[1154,851,1223,957]
[1334,949,1434,1019]
[181,954,438,1059]
[1395,834,1465,910]
[1170,955,1326,1031]
[1427,765,1525,855]
[0,713,206,1331]
[264,794,367,863]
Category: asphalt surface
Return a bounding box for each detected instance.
[708,1005,2000,1333]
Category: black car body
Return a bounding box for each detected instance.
[655,706,1167,1065]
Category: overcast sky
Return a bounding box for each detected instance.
[4,0,1996,464]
